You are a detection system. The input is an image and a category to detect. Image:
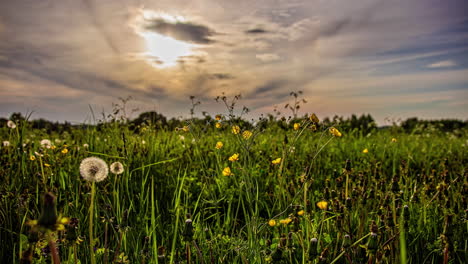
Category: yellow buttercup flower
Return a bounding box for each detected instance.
[215,122,222,129]
[391,138,397,143]
[50,145,57,150]
[316,201,328,210]
[215,141,223,149]
[310,113,319,123]
[362,148,369,154]
[293,123,300,131]
[182,126,189,132]
[30,155,36,161]
[232,125,240,134]
[242,130,252,139]
[268,219,276,227]
[271,158,281,165]
[222,167,232,176]
[62,148,68,154]
[279,218,292,225]
[44,163,51,167]
[229,153,239,162]
[215,114,222,121]
[329,127,342,137]
[297,210,304,216]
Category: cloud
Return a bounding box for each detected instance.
[245,28,269,34]
[142,16,216,44]
[256,53,280,62]
[209,73,234,80]
[426,60,457,68]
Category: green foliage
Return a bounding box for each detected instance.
[0,109,467,263]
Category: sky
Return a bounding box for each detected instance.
[1,0,467,125]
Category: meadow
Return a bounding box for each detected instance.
[0,104,467,263]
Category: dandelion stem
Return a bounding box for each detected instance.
[89,181,96,264]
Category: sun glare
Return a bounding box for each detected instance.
[135,10,195,68]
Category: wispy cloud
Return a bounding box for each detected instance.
[426,60,457,68]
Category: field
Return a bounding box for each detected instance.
[1,109,467,263]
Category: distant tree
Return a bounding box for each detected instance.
[131,111,167,128]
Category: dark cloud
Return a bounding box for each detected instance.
[252,80,287,96]
[143,18,216,44]
[319,18,351,37]
[209,73,234,80]
[245,28,269,34]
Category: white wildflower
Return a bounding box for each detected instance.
[79,157,109,182]
[7,120,16,129]
[110,162,124,175]
[40,139,52,149]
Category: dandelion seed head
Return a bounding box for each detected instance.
[2,141,10,147]
[79,157,109,182]
[7,120,16,129]
[110,161,125,175]
[40,139,52,149]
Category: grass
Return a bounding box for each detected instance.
[0,112,467,264]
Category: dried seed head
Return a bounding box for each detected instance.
[79,157,109,182]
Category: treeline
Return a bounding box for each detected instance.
[1,112,467,134]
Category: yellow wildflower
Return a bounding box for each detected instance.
[50,145,56,150]
[391,138,397,143]
[279,218,292,225]
[215,114,222,121]
[62,148,68,154]
[44,163,51,167]
[310,113,319,123]
[271,158,281,165]
[362,148,369,154]
[232,125,240,134]
[30,155,36,161]
[329,127,342,137]
[242,130,252,139]
[215,141,223,149]
[222,167,232,176]
[316,201,328,210]
[182,126,189,132]
[268,219,276,227]
[215,122,222,129]
[229,153,239,162]
[293,123,300,131]
[297,210,304,216]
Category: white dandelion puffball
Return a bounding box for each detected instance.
[7,120,16,129]
[40,139,52,149]
[110,162,125,175]
[3,141,10,147]
[83,143,89,148]
[79,157,109,182]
